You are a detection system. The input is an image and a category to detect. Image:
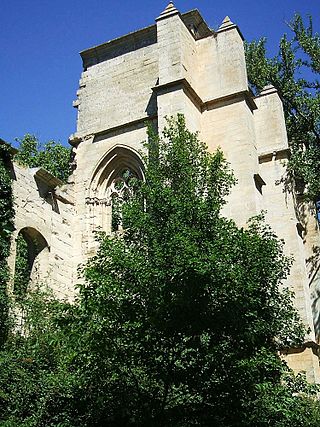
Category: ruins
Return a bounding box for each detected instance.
[5,3,320,381]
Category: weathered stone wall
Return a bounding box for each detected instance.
[76,39,158,138]
[8,3,320,381]
[8,164,75,300]
[71,125,148,265]
[70,3,320,381]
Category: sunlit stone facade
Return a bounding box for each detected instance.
[7,3,320,382]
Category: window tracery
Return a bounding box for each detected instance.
[86,147,143,244]
[108,168,137,231]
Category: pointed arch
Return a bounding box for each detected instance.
[85,145,144,242]
[88,145,144,200]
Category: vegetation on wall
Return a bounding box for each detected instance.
[0,144,14,347]
[0,12,319,422]
[13,234,31,301]
[15,134,72,183]
[245,14,320,201]
[1,116,320,426]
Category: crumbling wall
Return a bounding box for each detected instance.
[8,163,76,300]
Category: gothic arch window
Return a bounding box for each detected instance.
[108,168,138,231]
[13,227,49,298]
[86,146,144,243]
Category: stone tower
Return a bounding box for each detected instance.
[7,3,320,382]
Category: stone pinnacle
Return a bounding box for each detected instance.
[219,15,235,30]
[156,2,179,20]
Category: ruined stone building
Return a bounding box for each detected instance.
[5,3,320,382]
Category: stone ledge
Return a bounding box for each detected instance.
[153,78,257,113]
[31,167,63,188]
[258,148,290,163]
[281,340,320,357]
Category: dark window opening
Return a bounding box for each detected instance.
[296,222,305,239]
[13,228,49,299]
[254,174,266,195]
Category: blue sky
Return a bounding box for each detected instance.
[1,0,319,147]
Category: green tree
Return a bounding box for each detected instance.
[77,116,318,425]
[0,143,14,347]
[245,14,320,201]
[1,117,320,426]
[15,134,71,183]
[0,289,83,427]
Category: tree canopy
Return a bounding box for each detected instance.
[1,116,320,426]
[245,14,320,201]
[14,134,71,183]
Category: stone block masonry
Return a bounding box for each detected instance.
[7,2,320,382]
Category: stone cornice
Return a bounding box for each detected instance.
[281,340,320,357]
[152,78,203,112]
[258,148,290,163]
[203,90,257,112]
[152,78,257,113]
[69,115,157,146]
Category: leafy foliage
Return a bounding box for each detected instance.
[1,117,320,425]
[245,14,320,200]
[15,134,71,183]
[76,116,315,425]
[13,234,31,300]
[0,290,83,427]
[0,144,14,347]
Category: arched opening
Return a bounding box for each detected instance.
[109,168,139,231]
[86,146,144,242]
[13,227,49,298]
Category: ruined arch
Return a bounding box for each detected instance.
[85,146,144,241]
[13,227,50,297]
[89,145,144,198]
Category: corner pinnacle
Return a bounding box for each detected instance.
[219,16,235,30]
[156,2,179,21]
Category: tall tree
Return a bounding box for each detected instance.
[78,116,317,425]
[1,117,320,426]
[245,14,320,201]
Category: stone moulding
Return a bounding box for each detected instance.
[152,78,258,113]
[258,148,290,163]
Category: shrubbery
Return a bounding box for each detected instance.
[1,117,320,426]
